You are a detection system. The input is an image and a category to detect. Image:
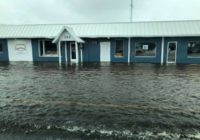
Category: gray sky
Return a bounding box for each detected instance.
[0,0,200,24]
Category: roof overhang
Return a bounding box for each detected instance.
[52,26,84,43]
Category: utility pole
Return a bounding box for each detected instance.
[130,0,133,22]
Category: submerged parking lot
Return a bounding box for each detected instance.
[0,62,200,140]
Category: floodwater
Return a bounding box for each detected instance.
[0,62,200,140]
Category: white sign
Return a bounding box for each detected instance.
[60,31,73,41]
[15,44,26,51]
[143,45,149,50]
[63,34,71,39]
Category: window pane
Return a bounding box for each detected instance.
[168,43,177,62]
[0,42,3,53]
[115,40,124,57]
[44,41,57,56]
[39,40,44,56]
[188,41,200,57]
[135,42,156,56]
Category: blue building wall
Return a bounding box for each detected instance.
[32,39,58,62]
[130,37,162,63]
[81,38,129,63]
[164,37,200,64]
[5,37,200,64]
[82,38,100,62]
[110,38,128,63]
[66,42,71,64]
[32,39,66,63]
[0,39,9,61]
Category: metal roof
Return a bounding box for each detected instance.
[0,20,200,38]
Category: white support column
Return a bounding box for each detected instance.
[161,37,165,65]
[80,44,83,64]
[75,42,79,63]
[58,41,61,64]
[65,42,67,63]
[128,37,131,64]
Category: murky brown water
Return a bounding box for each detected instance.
[0,62,200,139]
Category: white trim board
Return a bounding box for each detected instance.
[167,41,178,64]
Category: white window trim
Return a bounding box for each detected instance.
[135,42,157,58]
[115,39,124,58]
[38,40,59,57]
[167,41,178,64]
[187,41,200,58]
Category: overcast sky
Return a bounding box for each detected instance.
[0,0,200,24]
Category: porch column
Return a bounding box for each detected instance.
[65,42,67,63]
[128,37,131,64]
[58,41,61,64]
[161,37,165,65]
[75,42,79,63]
[80,43,83,64]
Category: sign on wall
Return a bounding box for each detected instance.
[143,45,149,50]
[60,31,74,41]
[15,44,26,52]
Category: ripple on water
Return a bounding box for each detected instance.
[0,63,200,139]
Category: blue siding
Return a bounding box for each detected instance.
[82,38,100,62]
[2,37,199,64]
[164,37,200,64]
[111,38,128,62]
[131,38,162,63]
[32,39,66,62]
[66,42,71,63]
[61,44,66,63]
[0,39,9,61]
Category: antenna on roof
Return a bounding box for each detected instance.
[130,0,133,22]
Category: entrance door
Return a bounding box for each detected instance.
[167,42,177,63]
[70,42,76,63]
[61,41,68,63]
[100,42,111,62]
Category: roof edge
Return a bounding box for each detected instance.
[1,19,200,26]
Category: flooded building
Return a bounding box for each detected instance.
[0,20,200,64]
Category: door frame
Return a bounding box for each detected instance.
[70,42,77,63]
[167,41,178,64]
[100,41,111,62]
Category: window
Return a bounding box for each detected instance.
[188,41,200,57]
[115,40,124,57]
[0,42,3,53]
[39,40,58,57]
[135,42,156,56]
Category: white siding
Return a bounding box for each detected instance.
[8,39,33,61]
